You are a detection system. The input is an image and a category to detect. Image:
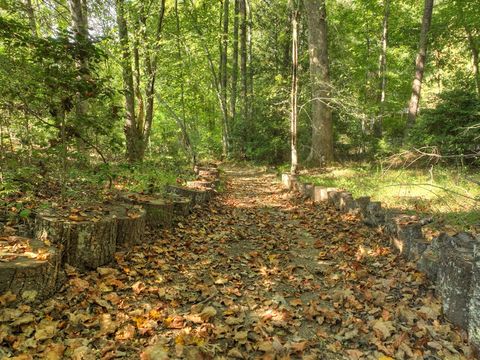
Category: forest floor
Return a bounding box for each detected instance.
[0,166,474,360]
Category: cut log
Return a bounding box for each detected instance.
[120,193,174,228]
[168,194,191,216]
[111,205,146,247]
[197,168,219,178]
[166,185,212,206]
[0,236,62,301]
[35,208,117,271]
[186,180,218,189]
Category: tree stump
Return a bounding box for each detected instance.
[186,180,217,189]
[35,207,117,271]
[166,185,212,206]
[111,204,146,247]
[167,194,191,216]
[0,236,62,300]
[120,193,174,228]
[196,168,219,178]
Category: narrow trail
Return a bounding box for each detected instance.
[0,167,471,359]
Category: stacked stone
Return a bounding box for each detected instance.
[283,175,480,354]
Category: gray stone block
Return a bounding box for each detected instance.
[386,214,424,257]
[468,239,480,355]
[339,192,357,212]
[363,201,385,226]
[281,173,297,190]
[356,196,370,219]
[437,232,478,329]
[312,186,330,203]
[304,183,314,200]
[417,233,450,281]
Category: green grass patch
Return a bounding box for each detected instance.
[301,165,480,232]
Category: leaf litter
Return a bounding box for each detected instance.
[0,166,473,359]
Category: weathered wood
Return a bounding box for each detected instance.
[168,194,191,216]
[166,185,212,206]
[0,236,62,301]
[120,193,174,228]
[35,209,117,271]
[186,180,218,189]
[111,205,146,247]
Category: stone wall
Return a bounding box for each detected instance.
[282,173,480,356]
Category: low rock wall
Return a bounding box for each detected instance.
[281,173,480,356]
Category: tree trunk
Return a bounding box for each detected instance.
[23,0,37,36]
[466,27,479,98]
[304,0,334,165]
[406,0,434,131]
[115,0,144,162]
[375,0,390,138]
[240,0,248,154]
[230,0,240,149]
[247,0,254,125]
[220,0,230,157]
[290,10,299,175]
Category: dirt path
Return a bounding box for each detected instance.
[0,167,472,359]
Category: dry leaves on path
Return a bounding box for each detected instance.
[0,166,473,359]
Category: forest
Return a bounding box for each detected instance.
[1,0,480,359]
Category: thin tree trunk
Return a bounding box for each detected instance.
[23,0,37,36]
[304,0,334,165]
[230,0,240,147]
[220,0,230,157]
[115,0,143,162]
[174,0,186,121]
[406,0,434,131]
[247,0,254,125]
[375,0,390,138]
[186,0,229,153]
[141,0,166,148]
[290,10,299,175]
[240,0,248,154]
[466,27,480,98]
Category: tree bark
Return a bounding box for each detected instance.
[290,10,299,174]
[406,0,434,131]
[23,0,37,36]
[240,0,248,153]
[466,27,479,98]
[230,0,240,148]
[247,0,254,125]
[220,0,230,157]
[375,0,390,138]
[304,0,334,165]
[115,0,143,162]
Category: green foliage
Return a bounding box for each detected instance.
[302,165,480,230]
[409,89,480,160]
